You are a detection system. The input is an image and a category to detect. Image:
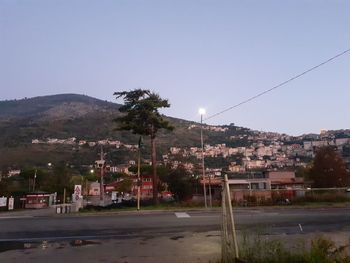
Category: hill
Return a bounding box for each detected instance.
[0,94,252,167]
[1,94,349,170]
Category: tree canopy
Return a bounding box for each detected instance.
[308,146,349,188]
[114,89,173,139]
[160,165,197,202]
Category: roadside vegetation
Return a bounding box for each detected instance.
[236,233,350,263]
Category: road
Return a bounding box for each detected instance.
[1,207,350,262]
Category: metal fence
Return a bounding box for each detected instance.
[229,187,350,207]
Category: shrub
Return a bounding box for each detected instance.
[237,233,350,263]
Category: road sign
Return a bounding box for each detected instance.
[8,197,14,210]
[73,185,82,202]
[0,197,7,207]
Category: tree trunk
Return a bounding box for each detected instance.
[151,134,159,205]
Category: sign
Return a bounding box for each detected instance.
[8,197,14,210]
[73,185,82,202]
[0,197,7,207]
[74,185,82,196]
[111,191,117,201]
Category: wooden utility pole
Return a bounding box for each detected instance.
[137,146,141,210]
[137,136,143,211]
[96,146,106,204]
[63,188,66,204]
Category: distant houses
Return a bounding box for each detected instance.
[32,137,122,148]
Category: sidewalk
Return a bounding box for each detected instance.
[0,207,56,218]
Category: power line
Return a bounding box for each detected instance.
[205,48,350,121]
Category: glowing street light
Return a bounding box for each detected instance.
[198,108,206,116]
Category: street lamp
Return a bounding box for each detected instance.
[199,108,207,208]
[33,169,37,192]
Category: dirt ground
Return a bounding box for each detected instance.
[0,231,221,263]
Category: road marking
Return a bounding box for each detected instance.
[298,224,303,232]
[175,212,190,218]
[0,216,33,219]
[190,215,219,218]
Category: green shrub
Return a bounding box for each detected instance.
[236,233,350,263]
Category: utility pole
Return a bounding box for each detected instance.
[137,136,142,211]
[63,188,66,204]
[137,150,141,210]
[96,146,106,204]
[209,174,212,208]
[199,109,207,208]
[32,169,37,192]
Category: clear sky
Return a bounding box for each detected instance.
[1,0,349,135]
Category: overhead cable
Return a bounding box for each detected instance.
[205,48,350,121]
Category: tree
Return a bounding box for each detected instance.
[20,168,47,192]
[41,165,74,198]
[308,146,349,188]
[115,177,133,193]
[161,165,197,202]
[114,89,174,204]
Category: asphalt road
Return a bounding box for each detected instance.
[1,207,350,263]
[1,207,350,241]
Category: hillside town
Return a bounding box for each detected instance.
[27,126,350,177]
[1,123,349,213]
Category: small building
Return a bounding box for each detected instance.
[224,171,307,204]
[131,175,153,198]
[264,171,305,189]
[25,192,53,209]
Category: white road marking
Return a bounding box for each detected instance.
[298,223,303,232]
[175,212,191,218]
[0,216,33,219]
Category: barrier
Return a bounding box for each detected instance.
[55,204,72,214]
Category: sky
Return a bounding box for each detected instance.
[0,0,349,135]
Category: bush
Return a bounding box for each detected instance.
[237,233,350,263]
[294,191,350,204]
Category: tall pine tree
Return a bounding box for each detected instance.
[114,89,173,204]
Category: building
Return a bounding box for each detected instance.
[131,175,153,198]
[264,171,305,189]
[226,171,306,203]
[88,182,100,196]
[25,192,54,209]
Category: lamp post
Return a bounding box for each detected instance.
[199,108,207,208]
[32,169,37,192]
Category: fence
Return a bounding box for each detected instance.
[229,187,350,206]
[220,180,350,262]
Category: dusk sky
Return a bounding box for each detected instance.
[1,0,349,135]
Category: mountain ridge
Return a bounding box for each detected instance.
[1,94,349,168]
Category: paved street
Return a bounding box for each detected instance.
[1,207,350,262]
